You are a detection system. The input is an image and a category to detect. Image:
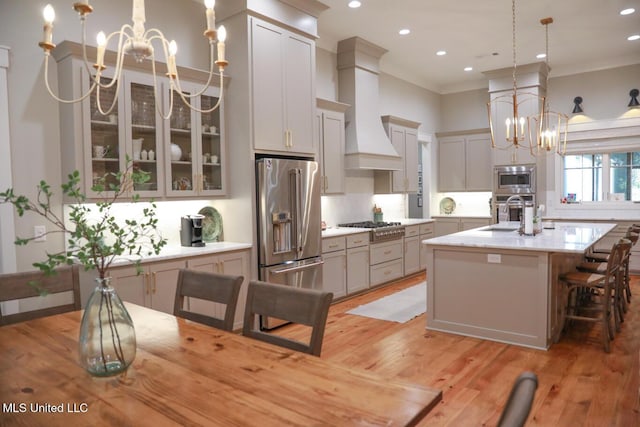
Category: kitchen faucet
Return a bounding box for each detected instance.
[503,194,525,234]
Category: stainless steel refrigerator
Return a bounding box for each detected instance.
[256,157,323,329]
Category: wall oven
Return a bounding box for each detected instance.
[494,165,536,195]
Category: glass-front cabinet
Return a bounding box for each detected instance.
[54,41,226,200]
[165,82,224,197]
[85,73,123,197]
[125,72,162,197]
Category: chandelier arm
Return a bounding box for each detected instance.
[93,25,136,91]
[149,56,173,121]
[42,53,97,104]
[166,42,218,100]
[94,81,119,116]
[173,72,224,114]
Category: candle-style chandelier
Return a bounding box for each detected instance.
[530,17,567,157]
[38,0,228,118]
[487,0,544,155]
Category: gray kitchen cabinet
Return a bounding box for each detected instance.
[369,240,404,287]
[185,249,251,331]
[164,82,226,197]
[53,41,227,200]
[108,259,186,315]
[322,236,347,299]
[437,131,492,192]
[346,233,369,294]
[251,17,316,155]
[316,98,349,194]
[419,222,435,270]
[403,225,421,276]
[375,116,421,193]
[433,216,490,237]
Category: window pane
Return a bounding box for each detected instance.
[563,154,602,202]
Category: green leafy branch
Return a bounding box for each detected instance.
[0,160,167,280]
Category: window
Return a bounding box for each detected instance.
[563,151,640,201]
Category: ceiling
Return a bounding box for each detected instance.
[316,0,640,94]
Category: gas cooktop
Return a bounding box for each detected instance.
[338,221,405,242]
[338,221,402,229]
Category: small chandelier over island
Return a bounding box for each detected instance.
[38,0,228,117]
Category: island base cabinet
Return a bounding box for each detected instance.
[425,246,583,350]
[185,249,251,331]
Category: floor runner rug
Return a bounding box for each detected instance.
[346,282,426,323]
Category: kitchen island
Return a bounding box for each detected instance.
[422,222,616,350]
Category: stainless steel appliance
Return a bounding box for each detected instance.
[256,157,323,329]
[180,214,205,247]
[494,165,536,195]
[338,221,406,242]
[494,194,536,223]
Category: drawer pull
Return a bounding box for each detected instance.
[329,244,339,248]
[353,239,363,244]
[384,270,391,275]
[384,250,392,255]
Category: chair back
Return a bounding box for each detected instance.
[242,280,333,356]
[174,269,243,331]
[0,265,81,326]
[497,371,539,427]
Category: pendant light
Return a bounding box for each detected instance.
[487,0,543,153]
[529,17,567,156]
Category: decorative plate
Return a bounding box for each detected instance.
[439,197,456,215]
[198,206,223,242]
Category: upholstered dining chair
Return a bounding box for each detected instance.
[496,371,539,427]
[559,239,627,352]
[0,265,81,326]
[173,269,244,331]
[242,280,333,356]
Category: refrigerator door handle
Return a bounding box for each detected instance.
[290,168,303,257]
[271,259,324,275]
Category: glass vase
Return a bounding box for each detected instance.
[79,278,136,377]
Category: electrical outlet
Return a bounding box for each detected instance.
[34,225,46,242]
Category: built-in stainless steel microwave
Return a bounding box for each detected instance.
[494,165,536,195]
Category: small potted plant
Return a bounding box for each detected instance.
[0,161,167,376]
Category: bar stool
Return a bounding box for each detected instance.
[585,226,638,306]
[559,239,626,352]
[578,239,632,333]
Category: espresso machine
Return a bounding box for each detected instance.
[180,214,205,247]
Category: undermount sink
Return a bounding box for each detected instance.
[480,226,520,232]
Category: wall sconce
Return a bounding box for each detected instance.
[572,96,584,114]
[629,89,640,108]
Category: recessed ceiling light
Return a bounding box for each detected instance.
[436,50,447,56]
[628,34,640,41]
[536,53,546,59]
[398,29,410,36]
[620,8,635,15]
[464,66,473,72]
[348,1,361,8]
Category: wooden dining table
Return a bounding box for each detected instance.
[0,303,441,426]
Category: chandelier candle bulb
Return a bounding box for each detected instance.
[217,26,226,62]
[42,4,55,45]
[96,31,106,69]
[205,0,216,32]
[168,40,177,76]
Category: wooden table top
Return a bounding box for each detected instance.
[0,303,441,426]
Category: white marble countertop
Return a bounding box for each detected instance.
[322,227,370,238]
[430,215,492,219]
[393,218,435,225]
[112,241,253,265]
[422,221,616,253]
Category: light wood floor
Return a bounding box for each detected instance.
[281,273,640,426]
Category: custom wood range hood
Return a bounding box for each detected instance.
[337,37,402,171]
